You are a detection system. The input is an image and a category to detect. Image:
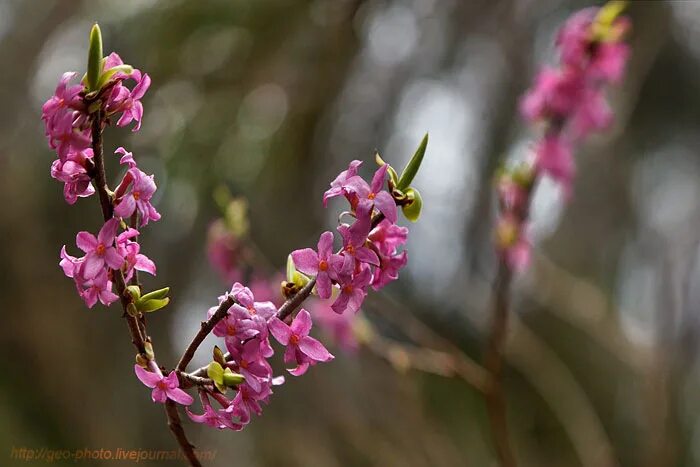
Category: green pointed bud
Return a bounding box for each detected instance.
[213,345,226,366]
[139,287,170,302]
[87,24,104,92]
[397,133,428,191]
[286,255,310,288]
[222,368,245,387]
[286,254,297,283]
[126,285,141,301]
[401,187,423,222]
[207,361,227,393]
[95,64,133,91]
[144,341,155,361]
[136,297,170,313]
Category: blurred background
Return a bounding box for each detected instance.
[1,0,699,465]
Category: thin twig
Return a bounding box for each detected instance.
[165,401,202,467]
[89,111,146,355]
[177,296,236,372]
[484,260,517,467]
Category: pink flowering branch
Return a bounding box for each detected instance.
[484,3,631,466]
[43,24,425,467]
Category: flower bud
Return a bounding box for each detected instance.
[86,24,103,92]
[401,187,423,222]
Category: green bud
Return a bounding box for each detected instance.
[136,297,170,313]
[222,368,245,387]
[397,133,428,191]
[126,285,141,301]
[213,345,226,366]
[286,254,309,288]
[207,361,227,393]
[95,64,133,91]
[135,353,149,368]
[86,24,103,92]
[139,287,170,302]
[401,187,423,222]
[144,341,155,361]
[126,302,139,317]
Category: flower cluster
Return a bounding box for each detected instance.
[42,54,151,205]
[295,161,409,312]
[43,49,161,308]
[495,2,630,271]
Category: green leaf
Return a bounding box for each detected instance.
[401,188,423,222]
[222,368,245,387]
[139,287,170,302]
[86,24,103,92]
[397,133,428,191]
[126,285,141,301]
[136,297,170,313]
[207,361,227,393]
[95,64,133,90]
[213,346,226,366]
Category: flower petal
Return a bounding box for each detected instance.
[299,336,334,362]
[267,318,291,345]
[134,364,161,388]
[290,248,319,275]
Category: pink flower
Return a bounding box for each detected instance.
[113,162,160,226]
[230,383,272,424]
[268,309,333,376]
[331,261,372,314]
[519,68,584,123]
[533,135,574,191]
[343,165,398,223]
[323,160,362,206]
[590,42,629,84]
[42,72,84,132]
[336,203,379,267]
[187,392,242,430]
[212,305,259,341]
[291,231,339,299]
[79,269,119,308]
[134,364,194,406]
[50,148,95,204]
[309,301,359,353]
[115,228,156,281]
[114,70,151,132]
[227,339,273,392]
[76,219,125,279]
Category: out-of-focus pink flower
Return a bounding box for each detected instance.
[533,135,574,192]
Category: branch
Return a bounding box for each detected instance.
[165,400,202,467]
[89,110,146,355]
[176,296,236,372]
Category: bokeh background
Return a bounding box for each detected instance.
[1,0,700,466]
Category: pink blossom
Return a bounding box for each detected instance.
[290,231,339,299]
[343,164,398,223]
[50,148,95,204]
[533,135,574,191]
[331,262,372,314]
[187,392,242,430]
[309,301,359,353]
[115,228,156,281]
[76,219,125,279]
[226,339,273,392]
[134,364,193,406]
[113,163,160,226]
[323,160,362,206]
[79,269,119,308]
[268,309,333,376]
